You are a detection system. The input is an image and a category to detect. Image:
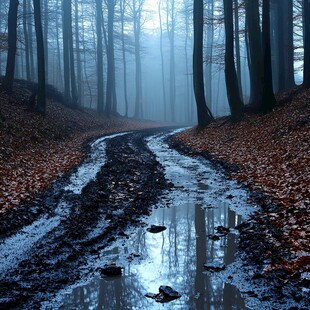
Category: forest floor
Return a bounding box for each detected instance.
[0,81,169,215]
[0,81,309,307]
[172,87,310,304]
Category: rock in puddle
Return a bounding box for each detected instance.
[204,261,226,272]
[216,226,230,235]
[208,234,221,241]
[145,285,181,303]
[146,225,167,233]
[97,263,123,277]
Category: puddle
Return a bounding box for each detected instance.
[54,130,256,309]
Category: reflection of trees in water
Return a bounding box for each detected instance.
[62,200,246,309]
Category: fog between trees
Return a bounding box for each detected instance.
[0,0,306,124]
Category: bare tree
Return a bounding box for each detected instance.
[105,0,117,116]
[193,0,214,129]
[96,0,105,114]
[132,0,144,118]
[223,0,244,120]
[261,0,276,113]
[166,0,176,121]
[33,0,46,114]
[158,0,167,120]
[2,0,19,93]
[120,0,129,117]
[303,0,310,88]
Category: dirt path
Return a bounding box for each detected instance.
[0,128,170,309]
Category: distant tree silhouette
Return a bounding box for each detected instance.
[2,0,19,93]
[33,0,46,114]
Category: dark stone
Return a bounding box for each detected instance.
[158,285,181,299]
[203,261,226,272]
[97,265,122,277]
[145,293,157,299]
[216,226,230,235]
[145,286,181,303]
[146,225,167,233]
[208,234,221,241]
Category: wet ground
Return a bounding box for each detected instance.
[0,128,308,309]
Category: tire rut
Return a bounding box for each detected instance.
[0,129,170,309]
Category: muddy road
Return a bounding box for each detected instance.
[0,128,308,309]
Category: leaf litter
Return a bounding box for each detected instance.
[173,87,309,304]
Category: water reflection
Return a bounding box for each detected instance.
[58,131,251,309]
[60,201,246,310]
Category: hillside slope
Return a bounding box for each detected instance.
[0,85,165,213]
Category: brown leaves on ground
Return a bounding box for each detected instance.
[0,87,166,213]
[174,87,309,277]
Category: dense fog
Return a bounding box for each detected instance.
[0,0,305,123]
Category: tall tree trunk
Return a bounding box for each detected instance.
[167,0,176,121]
[68,3,78,107]
[262,0,276,113]
[27,0,35,80]
[43,0,48,83]
[62,0,71,103]
[120,0,129,117]
[33,0,46,114]
[23,0,31,81]
[133,0,143,119]
[245,0,263,110]
[234,0,243,98]
[193,0,214,129]
[75,0,83,106]
[55,0,63,90]
[183,0,191,122]
[2,0,19,93]
[81,5,93,108]
[303,0,310,88]
[96,0,104,113]
[159,0,167,120]
[223,0,244,120]
[205,0,214,109]
[105,0,117,116]
[273,0,295,92]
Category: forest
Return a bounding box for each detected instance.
[0,0,309,309]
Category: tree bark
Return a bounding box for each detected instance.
[133,0,143,119]
[33,0,46,114]
[234,0,243,98]
[105,0,117,116]
[245,0,263,110]
[223,0,244,120]
[23,0,31,81]
[75,0,83,105]
[2,0,19,93]
[96,0,104,113]
[303,0,310,88]
[62,0,71,103]
[167,0,176,121]
[193,0,213,129]
[262,0,277,113]
[159,0,167,120]
[120,0,129,117]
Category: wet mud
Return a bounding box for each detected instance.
[0,128,308,309]
[0,128,169,309]
[169,135,310,310]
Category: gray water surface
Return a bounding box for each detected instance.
[54,129,257,309]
